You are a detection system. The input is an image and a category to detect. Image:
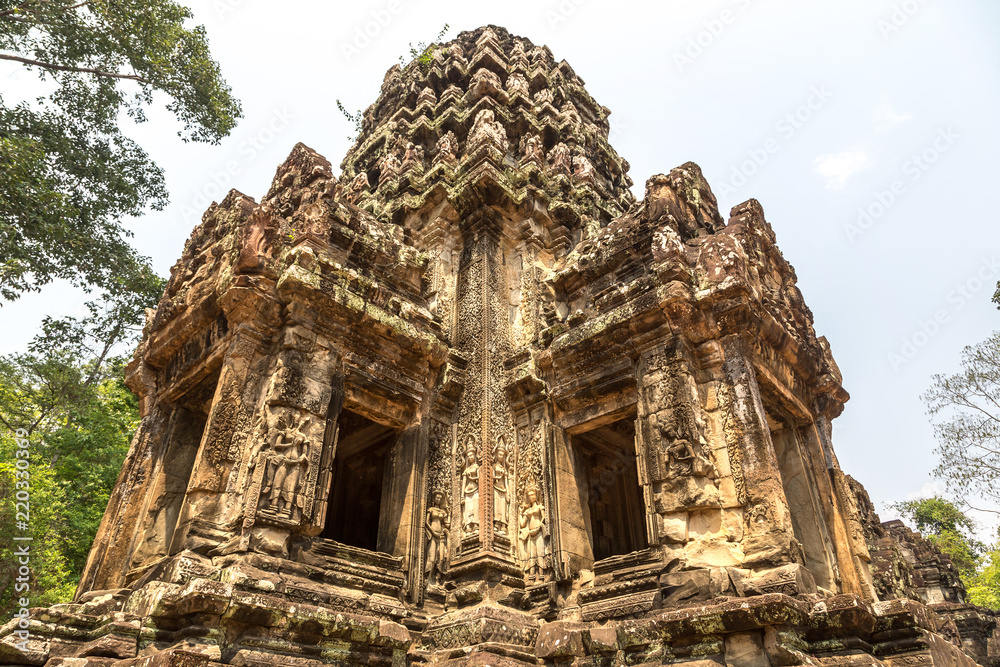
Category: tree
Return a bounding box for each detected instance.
[890,496,984,578]
[891,497,1000,609]
[922,330,1000,509]
[967,537,1000,609]
[0,283,153,615]
[0,0,242,301]
[0,357,139,615]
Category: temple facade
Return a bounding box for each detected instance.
[2,25,997,667]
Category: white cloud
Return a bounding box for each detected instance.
[906,480,947,500]
[812,150,876,190]
[874,96,914,130]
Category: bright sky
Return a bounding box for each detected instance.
[3,0,999,530]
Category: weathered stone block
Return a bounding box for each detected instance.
[745,564,817,597]
[587,625,619,654]
[660,511,689,544]
[686,538,745,568]
[656,476,721,513]
[690,509,724,539]
[535,621,586,658]
[661,569,712,605]
[266,366,331,416]
[725,632,771,667]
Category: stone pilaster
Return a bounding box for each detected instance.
[452,225,518,571]
[718,334,801,570]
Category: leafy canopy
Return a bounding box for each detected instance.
[0,0,241,301]
[967,543,1000,609]
[0,255,160,614]
[0,309,147,615]
[0,356,138,615]
[891,496,1000,609]
[890,496,984,577]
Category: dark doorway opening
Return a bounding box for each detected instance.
[573,417,647,561]
[322,409,396,552]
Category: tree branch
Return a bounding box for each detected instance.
[0,1,34,19]
[961,502,1000,516]
[83,322,120,387]
[0,411,17,433]
[0,0,89,18]
[0,53,150,84]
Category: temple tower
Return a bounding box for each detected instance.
[3,25,995,667]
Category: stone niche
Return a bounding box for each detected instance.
[2,24,996,667]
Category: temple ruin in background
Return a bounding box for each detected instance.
[2,25,997,667]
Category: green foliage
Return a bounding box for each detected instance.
[922,330,1000,507]
[967,540,1000,609]
[891,496,980,537]
[400,24,450,71]
[0,275,157,616]
[890,496,984,578]
[891,496,1000,609]
[0,0,242,301]
[0,360,137,616]
[336,99,363,142]
[0,449,77,610]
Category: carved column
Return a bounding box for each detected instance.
[227,325,340,557]
[415,415,454,604]
[717,334,801,568]
[504,355,557,582]
[516,240,543,347]
[308,373,344,537]
[521,412,560,581]
[637,342,726,554]
[454,229,511,553]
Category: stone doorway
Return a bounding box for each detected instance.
[767,414,836,591]
[573,417,647,562]
[133,366,220,567]
[322,409,397,552]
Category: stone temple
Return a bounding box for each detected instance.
[3,25,998,667]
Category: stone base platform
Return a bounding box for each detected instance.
[2,570,993,666]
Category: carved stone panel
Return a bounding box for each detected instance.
[452,231,518,560]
